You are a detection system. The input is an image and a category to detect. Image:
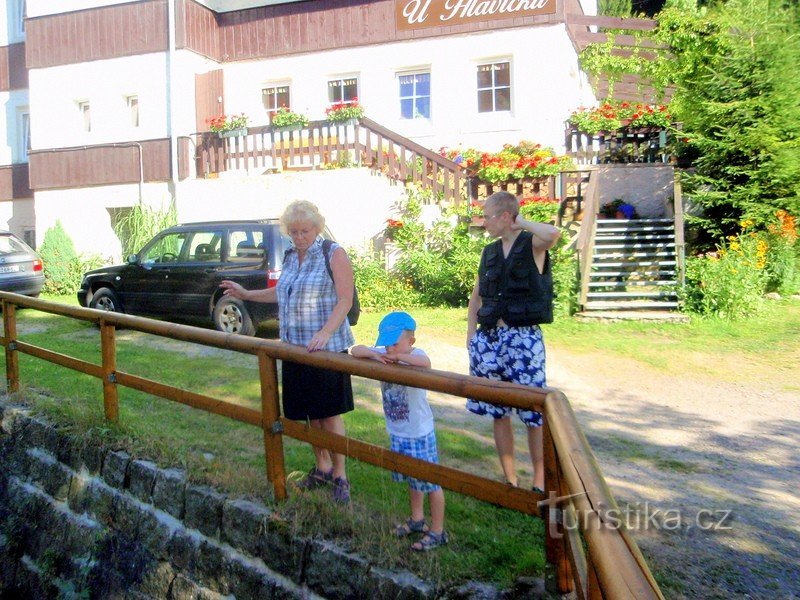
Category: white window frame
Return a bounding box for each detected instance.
[77,100,91,133]
[261,83,291,123]
[476,60,512,114]
[16,108,30,163]
[125,94,139,128]
[327,76,359,108]
[397,70,431,120]
[13,0,26,38]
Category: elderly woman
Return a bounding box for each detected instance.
[220,200,355,503]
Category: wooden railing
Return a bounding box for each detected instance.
[0,292,663,599]
[573,171,600,309]
[565,125,670,165]
[194,117,466,205]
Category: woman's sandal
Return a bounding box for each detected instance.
[394,518,428,538]
[411,530,449,552]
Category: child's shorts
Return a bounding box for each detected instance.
[466,325,546,428]
[390,430,442,493]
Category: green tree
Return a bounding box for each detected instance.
[599,0,632,17]
[579,0,800,248]
[38,220,80,295]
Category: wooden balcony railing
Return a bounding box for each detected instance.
[565,125,670,165]
[1,292,663,599]
[195,117,466,205]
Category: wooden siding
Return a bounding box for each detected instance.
[178,0,566,63]
[0,43,28,91]
[25,0,168,69]
[28,139,174,191]
[195,69,224,132]
[0,164,33,201]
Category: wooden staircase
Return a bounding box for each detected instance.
[584,218,680,312]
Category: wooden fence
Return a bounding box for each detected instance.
[195,117,465,206]
[0,292,663,600]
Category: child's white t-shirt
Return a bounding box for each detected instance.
[377,347,434,439]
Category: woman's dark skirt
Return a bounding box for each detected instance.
[281,355,354,420]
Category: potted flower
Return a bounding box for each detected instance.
[271,106,309,132]
[568,101,672,135]
[439,141,572,184]
[384,218,404,241]
[325,99,365,125]
[207,113,249,138]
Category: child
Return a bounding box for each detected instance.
[351,311,448,551]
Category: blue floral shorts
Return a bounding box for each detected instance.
[466,325,546,427]
[390,430,441,493]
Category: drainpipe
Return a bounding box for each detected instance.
[166,0,179,204]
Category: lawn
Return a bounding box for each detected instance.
[2,294,798,588]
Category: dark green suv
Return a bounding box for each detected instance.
[77,220,289,336]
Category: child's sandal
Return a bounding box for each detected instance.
[411,530,449,551]
[394,518,428,538]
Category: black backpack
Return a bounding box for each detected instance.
[321,239,361,326]
[283,240,361,326]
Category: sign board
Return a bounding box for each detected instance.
[396,0,557,31]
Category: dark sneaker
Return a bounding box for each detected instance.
[332,476,351,504]
[296,467,333,491]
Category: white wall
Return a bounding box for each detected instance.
[0,197,35,239]
[222,24,595,153]
[176,169,406,251]
[0,89,29,164]
[25,0,138,18]
[29,54,169,150]
[34,182,172,260]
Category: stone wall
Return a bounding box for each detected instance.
[0,401,449,599]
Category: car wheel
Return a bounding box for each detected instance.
[89,287,122,313]
[213,297,255,336]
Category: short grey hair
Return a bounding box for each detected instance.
[485,191,520,219]
[280,200,325,234]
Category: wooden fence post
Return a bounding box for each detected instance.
[259,351,287,501]
[543,419,574,593]
[100,320,119,422]
[2,301,19,393]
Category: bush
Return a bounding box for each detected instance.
[351,250,423,310]
[383,187,578,316]
[112,202,177,258]
[38,221,80,295]
[682,228,769,319]
[763,210,799,295]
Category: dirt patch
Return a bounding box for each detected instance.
[426,339,800,599]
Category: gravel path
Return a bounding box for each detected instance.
[425,341,800,599]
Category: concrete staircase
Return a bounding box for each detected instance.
[584,218,680,314]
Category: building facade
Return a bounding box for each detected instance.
[1,0,597,258]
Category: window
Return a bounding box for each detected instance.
[14,0,26,37]
[77,101,91,132]
[327,77,358,106]
[17,109,30,162]
[398,72,430,120]
[477,61,511,113]
[229,229,266,263]
[262,85,290,123]
[126,95,139,127]
[23,229,35,250]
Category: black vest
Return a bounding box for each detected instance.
[477,231,554,328]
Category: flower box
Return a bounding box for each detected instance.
[219,127,248,138]
[328,118,359,128]
[272,123,304,134]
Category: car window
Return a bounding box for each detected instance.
[188,231,223,262]
[0,234,31,255]
[228,228,266,263]
[140,232,189,265]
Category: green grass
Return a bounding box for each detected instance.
[2,295,542,587]
[4,294,799,588]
